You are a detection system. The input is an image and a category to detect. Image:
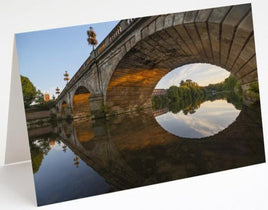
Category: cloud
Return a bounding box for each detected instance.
[156,63,230,88]
[155,100,241,138]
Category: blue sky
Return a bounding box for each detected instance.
[16,22,229,96]
[16,20,120,97]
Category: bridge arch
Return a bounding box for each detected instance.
[72,86,91,119]
[61,101,69,119]
[105,4,256,113]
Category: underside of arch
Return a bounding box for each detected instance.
[73,86,91,119]
[106,4,257,113]
[61,101,69,118]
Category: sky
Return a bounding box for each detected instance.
[16,20,120,97]
[16,22,229,97]
[156,63,230,89]
[156,100,240,138]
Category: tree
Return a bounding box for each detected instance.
[35,89,45,105]
[167,86,179,101]
[223,74,237,90]
[21,75,36,108]
[180,80,186,86]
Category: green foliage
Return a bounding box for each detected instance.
[21,75,37,108]
[153,79,205,112]
[35,89,45,104]
[152,76,243,113]
[204,74,241,93]
[223,74,238,90]
[31,148,44,174]
[226,91,243,110]
[152,95,168,110]
[33,100,55,110]
[50,113,57,126]
[248,81,260,102]
[167,86,179,101]
[249,82,259,94]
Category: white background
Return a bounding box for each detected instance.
[0,0,268,209]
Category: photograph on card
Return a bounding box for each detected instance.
[16,3,265,206]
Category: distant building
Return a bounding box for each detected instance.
[152,89,167,96]
[44,93,50,102]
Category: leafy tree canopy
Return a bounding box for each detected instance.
[35,89,45,105]
[21,75,37,108]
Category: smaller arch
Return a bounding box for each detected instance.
[61,101,69,119]
[72,86,91,119]
[73,120,94,143]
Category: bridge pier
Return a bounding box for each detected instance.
[89,93,104,119]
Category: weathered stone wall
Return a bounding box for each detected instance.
[105,4,256,113]
[26,110,51,121]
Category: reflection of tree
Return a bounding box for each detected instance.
[62,121,72,138]
[151,95,168,110]
[31,147,44,174]
[152,76,243,114]
[168,95,203,115]
[29,135,54,174]
[167,91,243,115]
[29,139,49,174]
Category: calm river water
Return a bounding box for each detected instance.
[28,98,265,206]
[156,100,240,138]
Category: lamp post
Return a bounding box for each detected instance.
[87,26,104,106]
[56,87,60,95]
[87,27,98,50]
[64,70,69,84]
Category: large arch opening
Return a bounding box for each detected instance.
[152,63,243,138]
[73,86,91,119]
[105,4,257,114]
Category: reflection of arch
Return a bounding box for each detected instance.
[73,86,91,119]
[73,120,94,143]
[57,105,264,190]
[105,5,256,113]
[61,101,68,118]
[62,122,72,138]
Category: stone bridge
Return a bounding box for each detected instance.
[55,3,257,119]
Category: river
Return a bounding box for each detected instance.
[28,97,265,206]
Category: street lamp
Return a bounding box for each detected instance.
[56,87,60,95]
[87,26,103,98]
[87,26,98,51]
[64,70,69,84]
[87,27,106,118]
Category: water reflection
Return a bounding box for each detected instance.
[29,102,265,206]
[29,136,110,205]
[156,100,240,138]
